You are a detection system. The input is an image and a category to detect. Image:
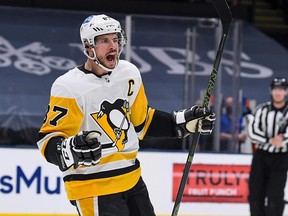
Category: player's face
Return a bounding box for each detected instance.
[271,87,287,103]
[94,33,119,69]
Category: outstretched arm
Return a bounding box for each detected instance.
[145,106,215,138]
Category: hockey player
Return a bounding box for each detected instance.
[248,77,288,216]
[37,14,216,216]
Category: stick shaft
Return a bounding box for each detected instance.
[171,1,232,215]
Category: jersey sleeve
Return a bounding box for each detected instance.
[130,83,154,140]
[130,83,176,140]
[145,109,176,138]
[248,105,269,144]
[37,83,84,164]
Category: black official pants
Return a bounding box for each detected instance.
[71,176,155,216]
[248,150,288,216]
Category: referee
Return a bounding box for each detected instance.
[248,77,288,216]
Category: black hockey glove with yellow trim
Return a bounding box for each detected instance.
[56,131,102,171]
[173,105,216,138]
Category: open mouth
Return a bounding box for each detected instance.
[106,52,117,62]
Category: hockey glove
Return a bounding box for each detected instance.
[173,105,216,138]
[56,131,101,171]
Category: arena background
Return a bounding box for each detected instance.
[0,5,287,146]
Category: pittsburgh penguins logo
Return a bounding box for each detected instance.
[91,99,130,151]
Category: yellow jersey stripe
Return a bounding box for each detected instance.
[65,168,141,199]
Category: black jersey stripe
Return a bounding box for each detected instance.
[63,159,140,182]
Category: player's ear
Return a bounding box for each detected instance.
[85,47,95,58]
[83,41,94,57]
[85,47,92,57]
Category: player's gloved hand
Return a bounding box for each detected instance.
[173,105,216,138]
[56,131,101,171]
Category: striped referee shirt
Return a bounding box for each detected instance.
[248,101,288,153]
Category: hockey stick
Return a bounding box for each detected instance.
[171,1,232,215]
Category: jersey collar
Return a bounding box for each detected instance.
[78,64,112,78]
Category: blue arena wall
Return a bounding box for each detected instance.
[0,6,287,145]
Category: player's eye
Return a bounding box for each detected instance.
[96,38,119,45]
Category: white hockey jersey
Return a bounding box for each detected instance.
[37,60,155,200]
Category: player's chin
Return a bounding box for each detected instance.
[104,61,116,69]
[105,57,117,68]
